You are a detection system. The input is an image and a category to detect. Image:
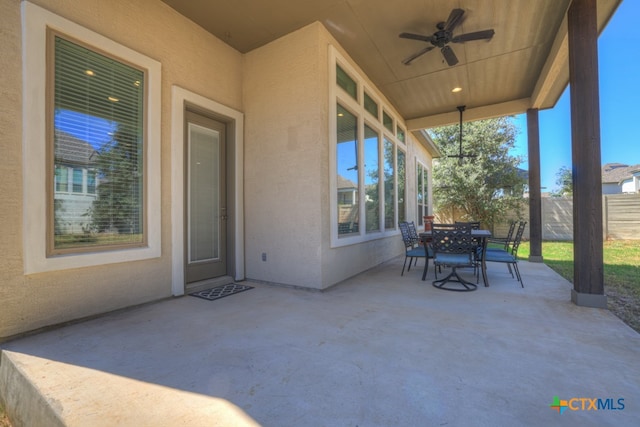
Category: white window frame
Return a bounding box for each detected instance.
[22,2,161,274]
[416,160,431,226]
[329,46,407,248]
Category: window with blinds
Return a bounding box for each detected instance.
[50,33,146,253]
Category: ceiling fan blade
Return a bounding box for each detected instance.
[451,29,495,43]
[444,8,465,32]
[402,46,435,65]
[441,45,458,66]
[399,32,433,42]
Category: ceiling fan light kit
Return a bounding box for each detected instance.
[400,8,495,66]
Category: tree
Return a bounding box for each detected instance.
[89,124,143,235]
[551,165,573,197]
[430,116,526,230]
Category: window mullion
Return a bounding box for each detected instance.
[394,144,398,228]
[378,129,384,232]
[358,114,366,236]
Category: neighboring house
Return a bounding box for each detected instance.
[337,175,357,206]
[337,175,359,234]
[54,130,98,234]
[602,163,640,194]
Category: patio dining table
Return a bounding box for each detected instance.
[419,229,492,287]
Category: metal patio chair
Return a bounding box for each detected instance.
[399,221,426,276]
[431,223,478,291]
[481,221,526,287]
[486,220,516,253]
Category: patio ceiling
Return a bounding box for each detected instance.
[161,0,622,130]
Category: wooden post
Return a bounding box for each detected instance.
[568,0,606,308]
[527,108,543,262]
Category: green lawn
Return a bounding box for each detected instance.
[518,240,640,333]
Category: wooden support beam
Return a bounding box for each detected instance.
[568,0,606,308]
[527,109,543,262]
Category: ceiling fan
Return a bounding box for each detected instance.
[399,8,495,66]
[449,105,477,165]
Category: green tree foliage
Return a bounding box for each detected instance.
[90,125,142,234]
[430,116,526,230]
[551,165,573,197]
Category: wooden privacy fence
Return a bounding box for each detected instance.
[493,194,640,241]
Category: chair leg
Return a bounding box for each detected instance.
[401,256,409,276]
[506,263,514,278]
[513,263,524,287]
[407,257,413,272]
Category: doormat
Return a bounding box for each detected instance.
[189,283,254,301]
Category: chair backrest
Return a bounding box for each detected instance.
[510,221,527,256]
[407,221,420,243]
[456,221,480,230]
[398,222,415,249]
[431,223,475,255]
[503,220,517,249]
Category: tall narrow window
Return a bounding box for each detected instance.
[336,104,359,236]
[51,34,145,252]
[417,163,429,225]
[55,165,69,192]
[397,150,406,223]
[364,125,379,232]
[383,137,395,229]
[72,168,84,193]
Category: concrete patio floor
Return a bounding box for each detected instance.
[1,257,639,426]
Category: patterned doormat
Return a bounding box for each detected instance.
[189,283,254,301]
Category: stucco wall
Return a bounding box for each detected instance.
[243,23,326,288]
[243,22,433,290]
[0,0,243,340]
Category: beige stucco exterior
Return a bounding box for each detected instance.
[243,22,433,289]
[0,0,434,339]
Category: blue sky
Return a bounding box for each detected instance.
[512,0,640,191]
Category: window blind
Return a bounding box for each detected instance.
[52,35,145,250]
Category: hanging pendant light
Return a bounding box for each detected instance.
[448,105,477,165]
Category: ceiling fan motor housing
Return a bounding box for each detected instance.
[399,8,495,66]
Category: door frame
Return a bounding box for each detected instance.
[171,86,244,296]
